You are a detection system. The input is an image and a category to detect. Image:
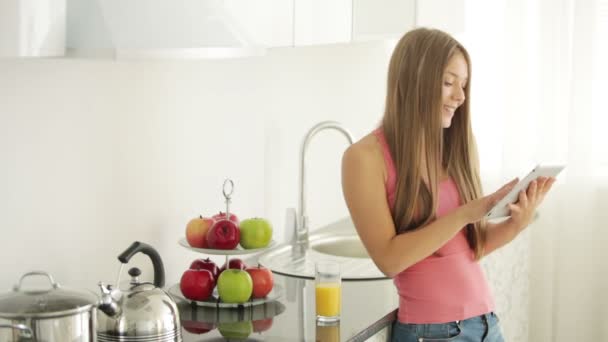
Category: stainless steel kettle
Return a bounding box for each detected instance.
[96,241,182,342]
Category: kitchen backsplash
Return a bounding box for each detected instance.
[0,41,391,292]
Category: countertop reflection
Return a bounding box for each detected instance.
[177,273,397,342]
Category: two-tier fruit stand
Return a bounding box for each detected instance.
[169,179,282,309]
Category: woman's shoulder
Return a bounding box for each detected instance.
[343,132,387,179]
[345,133,380,157]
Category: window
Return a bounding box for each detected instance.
[592,0,608,165]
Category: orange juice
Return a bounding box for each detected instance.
[315,283,341,317]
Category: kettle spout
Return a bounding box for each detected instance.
[98,282,122,317]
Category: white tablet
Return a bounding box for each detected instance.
[485,164,566,220]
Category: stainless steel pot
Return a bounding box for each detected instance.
[0,324,34,341]
[0,271,98,342]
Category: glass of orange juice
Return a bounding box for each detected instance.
[315,261,341,322]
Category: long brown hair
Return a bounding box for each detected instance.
[381,27,486,259]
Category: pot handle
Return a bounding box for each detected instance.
[117,241,165,288]
[0,323,33,338]
[13,271,59,292]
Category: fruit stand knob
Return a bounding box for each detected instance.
[222,179,234,200]
[222,178,234,217]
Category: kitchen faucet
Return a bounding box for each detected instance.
[295,121,355,250]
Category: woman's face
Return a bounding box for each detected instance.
[441,51,468,128]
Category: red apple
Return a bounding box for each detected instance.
[206,219,240,249]
[219,258,248,278]
[180,268,214,301]
[182,320,216,334]
[252,318,273,333]
[212,211,239,225]
[190,258,220,282]
[246,264,274,298]
[185,216,215,248]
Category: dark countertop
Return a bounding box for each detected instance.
[176,273,397,341]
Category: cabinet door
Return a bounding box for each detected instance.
[416,0,465,35]
[293,0,352,46]
[226,0,353,48]
[1,0,66,57]
[228,0,423,48]
[352,0,416,42]
[225,0,294,48]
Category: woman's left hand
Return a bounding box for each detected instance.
[508,177,557,230]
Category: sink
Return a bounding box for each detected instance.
[258,217,387,280]
[311,235,370,258]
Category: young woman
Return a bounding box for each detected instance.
[341,28,555,341]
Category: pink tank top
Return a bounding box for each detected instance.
[373,129,495,324]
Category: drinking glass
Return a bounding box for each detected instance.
[316,320,340,342]
[315,261,341,322]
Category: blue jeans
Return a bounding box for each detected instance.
[391,312,504,342]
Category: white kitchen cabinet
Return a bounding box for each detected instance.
[352,0,416,42]
[416,0,465,35]
[61,0,425,59]
[224,0,294,48]
[0,0,66,57]
[67,0,268,59]
[293,0,352,46]
[226,0,419,48]
[352,0,465,42]
[224,0,352,47]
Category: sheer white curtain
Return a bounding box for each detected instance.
[461,0,607,341]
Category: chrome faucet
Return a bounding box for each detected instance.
[295,121,354,250]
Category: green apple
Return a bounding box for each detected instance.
[217,269,253,304]
[218,321,252,340]
[239,218,273,249]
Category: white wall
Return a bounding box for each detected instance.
[0,42,392,292]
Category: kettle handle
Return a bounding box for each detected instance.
[117,241,165,288]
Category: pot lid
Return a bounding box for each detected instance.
[0,271,97,318]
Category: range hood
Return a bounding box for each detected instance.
[67,0,266,59]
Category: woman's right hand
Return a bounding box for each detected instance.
[461,178,519,223]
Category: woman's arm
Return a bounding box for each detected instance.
[341,144,468,277]
[483,219,522,256]
[341,144,516,277]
